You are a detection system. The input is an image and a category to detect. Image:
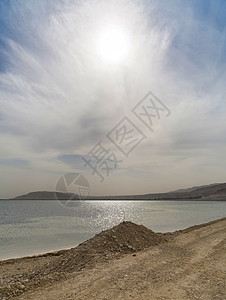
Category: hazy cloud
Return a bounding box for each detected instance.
[0,0,226,197]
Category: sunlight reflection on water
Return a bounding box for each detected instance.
[0,200,225,260]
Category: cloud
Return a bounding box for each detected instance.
[0,0,226,196]
[58,154,88,170]
[0,0,173,151]
[0,158,29,167]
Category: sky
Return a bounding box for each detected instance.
[0,0,226,198]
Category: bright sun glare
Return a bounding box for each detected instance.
[96,25,129,65]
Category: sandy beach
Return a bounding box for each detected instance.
[0,218,225,300]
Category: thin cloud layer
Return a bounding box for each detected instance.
[0,0,225,197]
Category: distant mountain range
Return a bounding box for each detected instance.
[4,182,226,201]
[12,191,79,200]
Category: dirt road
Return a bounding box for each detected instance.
[1,218,226,299]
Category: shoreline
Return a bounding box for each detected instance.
[0,245,77,263]
[0,217,225,299]
[0,217,225,264]
[0,216,225,264]
[1,200,225,263]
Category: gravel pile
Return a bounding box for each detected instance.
[0,221,171,299]
[42,221,170,274]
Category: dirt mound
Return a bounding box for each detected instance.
[40,221,169,274]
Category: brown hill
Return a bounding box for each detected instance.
[214,188,226,195]
[9,182,226,201]
[190,183,226,196]
[13,191,78,200]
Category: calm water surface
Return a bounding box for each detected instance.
[0,200,225,260]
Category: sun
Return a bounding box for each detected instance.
[96,25,129,65]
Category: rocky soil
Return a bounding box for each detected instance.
[0,218,225,300]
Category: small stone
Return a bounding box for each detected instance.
[128,245,136,251]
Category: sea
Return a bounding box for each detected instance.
[0,200,225,261]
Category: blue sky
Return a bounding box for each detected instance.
[0,0,226,198]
